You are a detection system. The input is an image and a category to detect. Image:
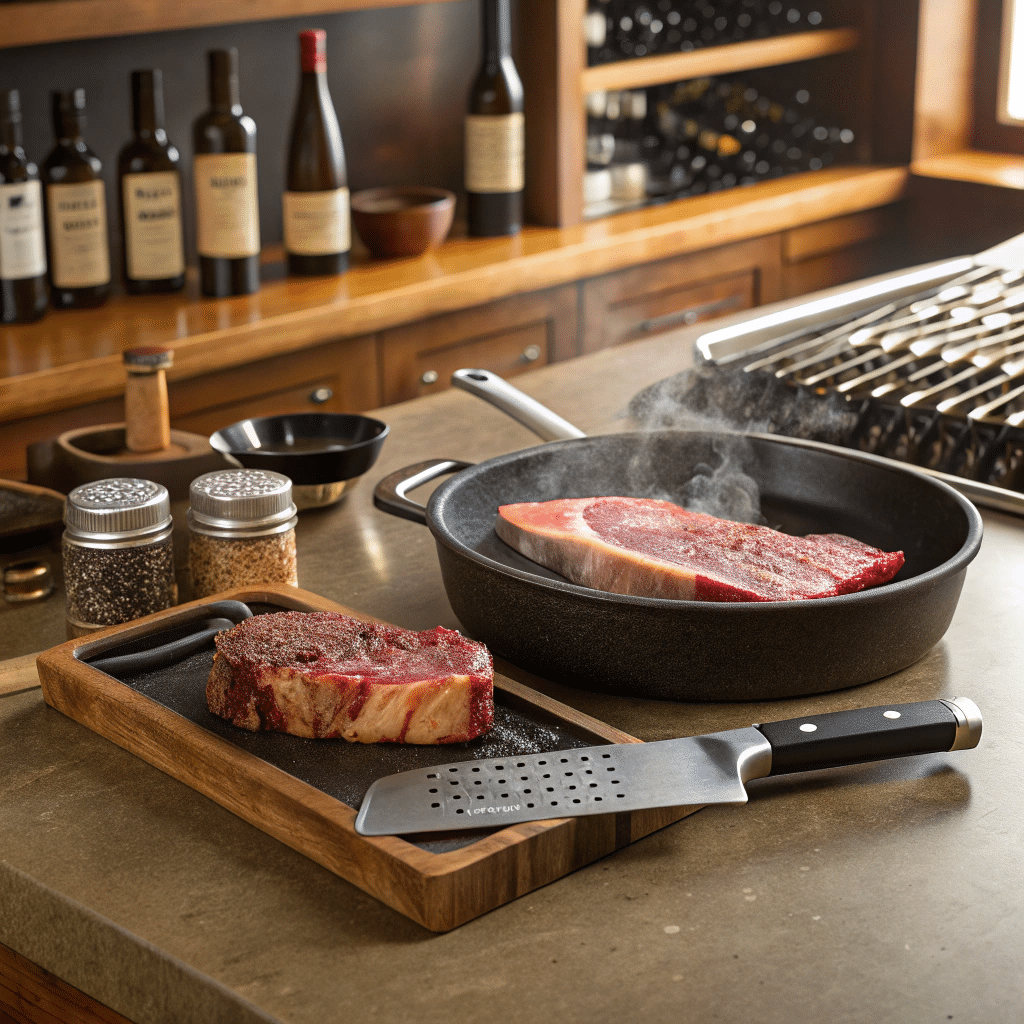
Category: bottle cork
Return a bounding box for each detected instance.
[123,346,173,453]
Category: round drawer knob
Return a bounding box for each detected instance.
[309,387,333,405]
[420,370,440,386]
[521,344,542,363]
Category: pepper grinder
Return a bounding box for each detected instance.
[26,345,228,500]
[124,346,173,453]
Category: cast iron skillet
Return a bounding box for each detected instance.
[372,376,983,702]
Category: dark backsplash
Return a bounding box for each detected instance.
[0,2,478,261]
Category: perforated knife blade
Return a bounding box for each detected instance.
[355,698,982,836]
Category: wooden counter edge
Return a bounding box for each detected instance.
[0,165,910,424]
[0,653,41,697]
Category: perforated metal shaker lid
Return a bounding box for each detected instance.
[188,469,296,533]
[64,478,171,539]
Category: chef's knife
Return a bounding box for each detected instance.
[354,697,981,836]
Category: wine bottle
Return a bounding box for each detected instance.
[466,0,524,237]
[192,48,260,297]
[0,89,48,323]
[41,89,111,309]
[284,29,349,276]
[118,70,185,294]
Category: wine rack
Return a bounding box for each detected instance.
[519,0,899,229]
[585,1,830,65]
[576,2,868,219]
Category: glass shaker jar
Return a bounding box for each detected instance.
[62,477,178,636]
[187,469,298,598]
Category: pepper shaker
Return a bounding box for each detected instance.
[187,469,298,598]
[62,477,178,636]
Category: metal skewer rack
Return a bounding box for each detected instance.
[693,234,1024,516]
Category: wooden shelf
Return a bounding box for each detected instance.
[911,151,1024,190]
[580,28,861,93]
[0,164,909,424]
[0,0,460,49]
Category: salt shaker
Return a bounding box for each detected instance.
[188,469,299,598]
[62,478,178,636]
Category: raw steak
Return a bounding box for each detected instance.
[496,497,904,603]
[207,611,494,744]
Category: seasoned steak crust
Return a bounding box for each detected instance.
[496,497,905,603]
[207,611,494,744]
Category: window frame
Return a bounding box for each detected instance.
[974,0,1024,149]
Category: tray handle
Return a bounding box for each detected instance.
[373,459,473,525]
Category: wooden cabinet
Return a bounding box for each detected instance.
[580,236,782,353]
[168,334,380,435]
[780,205,907,299]
[0,334,379,481]
[378,286,578,405]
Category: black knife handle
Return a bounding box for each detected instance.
[755,698,982,776]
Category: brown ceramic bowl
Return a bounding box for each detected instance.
[350,186,456,259]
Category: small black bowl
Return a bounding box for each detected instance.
[210,413,389,509]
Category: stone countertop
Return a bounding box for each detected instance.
[2,315,1023,1024]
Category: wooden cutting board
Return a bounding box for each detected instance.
[34,584,696,932]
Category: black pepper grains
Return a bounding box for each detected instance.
[62,478,178,635]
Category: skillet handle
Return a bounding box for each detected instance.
[373,459,473,525]
[451,368,587,442]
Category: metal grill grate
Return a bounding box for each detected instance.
[692,249,1024,514]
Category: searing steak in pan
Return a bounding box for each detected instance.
[496,497,905,602]
[375,430,981,701]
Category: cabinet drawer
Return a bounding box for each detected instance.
[379,285,577,405]
[595,272,756,349]
[581,235,781,353]
[168,333,380,427]
[170,378,359,436]
[405,324,550,401]
[781,205,905,299]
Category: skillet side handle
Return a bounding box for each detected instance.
[373,459,473,525]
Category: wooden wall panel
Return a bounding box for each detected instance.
[518,0,585,227]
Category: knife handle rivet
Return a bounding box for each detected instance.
[883,710,902,719]
[799,723,818,732]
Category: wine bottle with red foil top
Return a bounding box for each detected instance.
[118,70,186,294]
[0,89,48,323]
[466,0,524,237]
[284,29,349,276]
[192,48,260,297]
[42,89,111,309]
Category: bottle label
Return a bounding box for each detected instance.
[122,171,185,280]
[194,152,260,259]
[0,179,47,280]
[46,179,110,289]
[465,113,525,194]
[283,187,350,256]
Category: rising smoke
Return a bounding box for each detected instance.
[626,363,860,525]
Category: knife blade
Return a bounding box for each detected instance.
[354,697,981,836]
